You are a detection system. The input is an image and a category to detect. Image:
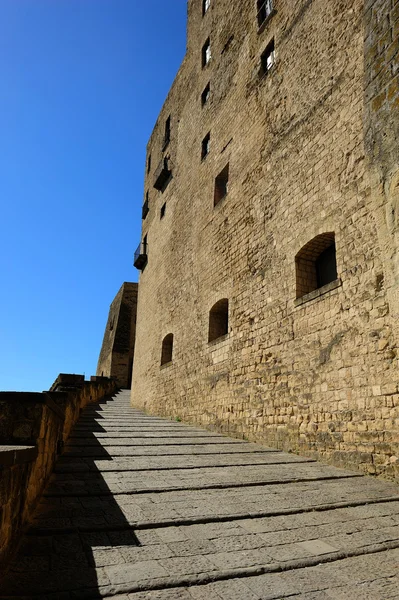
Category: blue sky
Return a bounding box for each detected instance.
[0,0,187,391]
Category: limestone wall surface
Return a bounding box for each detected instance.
[132,0,399,478]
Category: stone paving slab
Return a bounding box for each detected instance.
[61,443,271,457]
[69,432,228,438]
[123,550,399,599]
[65,437,246,446]
[1,389,399,600]
[54,452,314,473]
[44,462,360,496]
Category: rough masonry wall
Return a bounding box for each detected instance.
[365,0,399,322]
[132,0,399,478]
[97,282,138,388]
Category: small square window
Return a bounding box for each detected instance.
[201,83,210,106]
[202,38,211,68]
[260,39,275,77]
[214,163,229,206]
[160,202,166,219]
[257,0,273,28]
[201,133,211,160]
[202,0,210,15]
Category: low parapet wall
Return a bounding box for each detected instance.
[0,375,118,568]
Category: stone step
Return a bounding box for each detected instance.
[3,507,399,597]
[65,437,246,447]
[61,443,270,457]
[44,463,360,497]
[54,452,314,473]
[29,478,399,533]
[2,388,399,600]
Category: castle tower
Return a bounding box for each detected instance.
[97,282,138,388]
[131,0,399,477]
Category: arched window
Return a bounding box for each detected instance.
[161,333,174,366]
[208,299,229,342]
[295,233,338,299]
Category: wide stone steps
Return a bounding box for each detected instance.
[1,388,399,599]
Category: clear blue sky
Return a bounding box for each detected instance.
[0,0,187,391]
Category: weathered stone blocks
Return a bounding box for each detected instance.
[131,0,399,479]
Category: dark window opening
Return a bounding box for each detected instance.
[316,244,337,288]
[202,38,211,67]
[163,116,171,150]
[202,132,211,160]
[201,83,211,106]
[147,154,151,173]
[260,39,275,76]
[295,233,338,299]
[161,333,174,366]
[202,0,210,15]
[160,202,166,219]
[214,164,229,206]
[153,157,172,191]
[142,191,149,219]
[109,317,114,331]
[133,234,148,271]
[257,0,273,27]
[208,299,229,342]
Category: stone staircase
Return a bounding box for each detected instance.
[1,389,399,599]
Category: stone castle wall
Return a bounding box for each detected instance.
[132,0,399,478]
[97,282,138,388]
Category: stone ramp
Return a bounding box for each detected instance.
[1,389,399,599]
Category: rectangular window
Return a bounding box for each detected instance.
[214,164,229,206]
[142,191,149,220]
[260,39,275,76]
[202,38,211,67]
[147,154,151,173]
[257,0,273,28]
[201,132,211,160]
[202,0,210,15]
[163,116,171,150]
[201,83,210,107]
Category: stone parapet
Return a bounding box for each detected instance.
[0,375,118,569]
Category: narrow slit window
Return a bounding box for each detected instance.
[160,202,166,219]
[257,0,273,27]
[202,132,211,160]
[163,116,171,150]
[142,191,149,220]
[202,38,211,67]
[260,39,275,76]
[208,299,229,342]
[201,83,210,107]
[202,0,210,15]
[147,154,151,173]
[161,333,174,366]
[214,163,229,206]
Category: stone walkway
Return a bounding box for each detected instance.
[1,389,399,599]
